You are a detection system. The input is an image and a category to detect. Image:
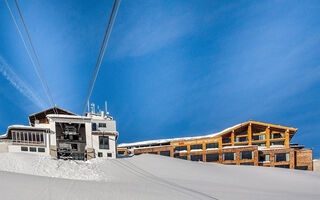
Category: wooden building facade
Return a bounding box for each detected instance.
[117,121,313,170]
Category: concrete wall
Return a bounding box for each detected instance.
[92,135,116,158]
[0,142,8,153]
[8,145,49,155]
[313,159,320,171]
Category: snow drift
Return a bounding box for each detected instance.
[0,153,319,200]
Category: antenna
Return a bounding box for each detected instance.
[91,103,95,114]
[87,100,90,114]
[105,101,109,115]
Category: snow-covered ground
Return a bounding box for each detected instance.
[0,153,320,200]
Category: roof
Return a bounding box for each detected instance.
[118,120,298,148]
[46,114,91,120]
[28,107,77,125]
[0,125,50,139]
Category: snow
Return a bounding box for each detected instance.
[118,123,243,148]
[0,153,320,200]
[46,114,91,119]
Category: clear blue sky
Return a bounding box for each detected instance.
[0,0,319,157]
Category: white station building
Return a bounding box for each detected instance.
[0,106,118,160]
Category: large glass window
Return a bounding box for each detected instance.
[240,162,254,166]
[160,151,171,157]
[206,153,219,162]
[252,135,266,141]
[174,146,187,152]
[191,155,203,161]
[176,156,187,160]
[222,138,231,143]
[190,144,202,151]
[223,152,235,161]
[38,148,45,153]
[240,151,253,160]
[271,133,284,139]
[206,143,219,149]
[275,153,290,162]
[259,154,270,162]
[235,136,248,142]
[99,136,109,149]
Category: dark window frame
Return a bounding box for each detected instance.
[99,136,109,149]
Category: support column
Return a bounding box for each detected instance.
[231,131,235,146]
[266,127,270,148]
[285,130,290,148]
[218,137,222,149]
[248,124,252,145]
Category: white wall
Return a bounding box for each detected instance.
[314,159,320,171]
[0,143,8,153]
[8,145,49,155]
[92,135,116,158]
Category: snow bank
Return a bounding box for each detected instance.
[0,153,320,200]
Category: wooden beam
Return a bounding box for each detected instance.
[248,124,252,145]
[266,127,270,148]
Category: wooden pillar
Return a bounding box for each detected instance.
[231,131,235,146]
[248,124,252,145]
[285,130,290,148]
[187,145,190,153]
[266,127,270,148]
[202,143,206,162]
[218,137,222,149]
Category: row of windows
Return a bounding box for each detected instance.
[12,131,45,144]
[177,152,290,163]
[21,146,45,153]
[92,123,107,131]
[97,152,112,157]
[222,132,285,144]
[175,143,219,152]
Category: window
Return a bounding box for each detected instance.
[160,151,171,157]
[174,146,187,152]
[259,154,270,162]
[240,162,254,166]
[38,148,45,153]
[240,151,253,160]
[271,133,284,139]
[98,152,103,157]
[98,123,106,128]
[118,151,125,155]
[222,138,231,143]
[295,166,308,170]
[275,153,290,162]
[257,143,266,147]
[206,143,219,149]
[107,153,112,157]
[271,141,284,146]
[176,156,187,160]
[190,144,202,151]
[206,153,219,162]
[21,146,28,151]
[191,155,203,161]
[252,135,266,141]
[275,165,290,169]
[235,136,248,142]
[71,144,78,151]
[223,152,235,161]
[92,123,97,131]
[99,136,109,149]
[29,147,37,152]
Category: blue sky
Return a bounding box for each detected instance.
[0,0,319,157]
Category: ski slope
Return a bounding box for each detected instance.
[0,153,319,200]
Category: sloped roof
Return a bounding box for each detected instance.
[118,120,297,148]
[28,107,77,125]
